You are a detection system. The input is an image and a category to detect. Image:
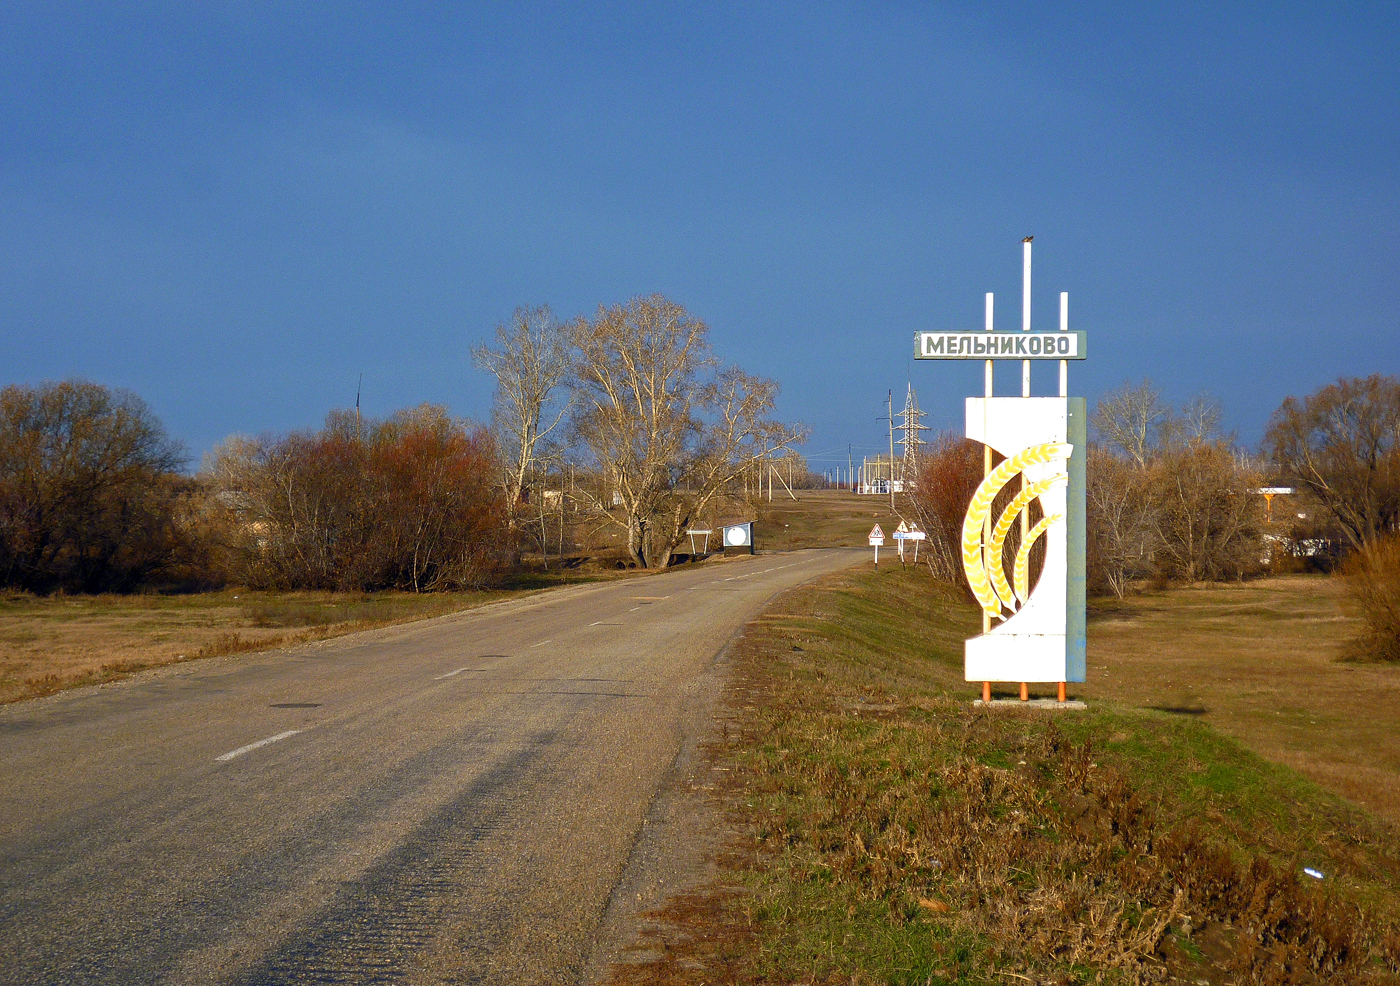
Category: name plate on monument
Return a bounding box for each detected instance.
[914,331,1087,360]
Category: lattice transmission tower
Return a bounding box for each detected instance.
[897,383,930,487]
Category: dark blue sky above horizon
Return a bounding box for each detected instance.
[3,3,1397,471]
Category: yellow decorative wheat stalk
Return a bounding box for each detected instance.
[988,475,1067,609]
[961,442,1071,619]
[1014,513,1063,603]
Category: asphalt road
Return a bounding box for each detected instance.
[0,548,859,985]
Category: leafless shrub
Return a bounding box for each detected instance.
[907,432,983,588]
[0,380,193,593]
[1088,383,1265,593]
[208,406,507,591]
[1338,533,1400,662]
[1086,446,1153,597]
[1266,374,1400,552]
[1148,439,1266,582]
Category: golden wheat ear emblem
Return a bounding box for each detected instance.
[1014,513,1064,603]
[961,442,1071,619]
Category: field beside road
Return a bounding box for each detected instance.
[0,579,603,705]
[1083,575,1400,827]
[756,488,915,550]
[610,564,1400,985]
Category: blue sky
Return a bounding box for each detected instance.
[3,3,1396,471]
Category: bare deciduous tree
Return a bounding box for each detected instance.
[0,381,188,592]
[1085,446,1153,598]
[471,305,576,529]
[571,295,804,568]
[1265,375,1400,550]
[652,366,806,568]
[571,296,707,566]
[908,432,984,588]
[1178,393,1224,446]
[1092,379,1168,469]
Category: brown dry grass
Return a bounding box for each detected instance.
[1082,575,1400,828]
[0,589,519,704]
[755,489,915,551]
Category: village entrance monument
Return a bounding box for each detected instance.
[915,240,1087,704]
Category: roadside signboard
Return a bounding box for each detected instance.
[914,331,1087,360]
[892,527,926,563]
[869,523,885,565]
[721,521,754,554]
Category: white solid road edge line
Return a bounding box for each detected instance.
[216,729,303,762]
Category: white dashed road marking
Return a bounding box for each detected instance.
[216,730,302,763]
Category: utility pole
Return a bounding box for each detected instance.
[847,444,853,493]
[887,389,896,513]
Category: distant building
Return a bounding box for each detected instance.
[858,454,911,495]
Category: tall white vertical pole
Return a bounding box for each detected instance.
[984,292,994,398]
[1018,237,1031,667]
[1059,291,1069,398]
[982,293,993,637]
[1021,237,1032,398]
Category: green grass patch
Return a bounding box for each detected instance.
[613,565,1400,985]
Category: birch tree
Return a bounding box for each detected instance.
[1092,379,1168,469]
[652,366,807,568]
[471,305,575,528]
[571,296,708,567]
[571,295,804,568]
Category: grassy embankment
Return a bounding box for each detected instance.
[610,562,1400,985]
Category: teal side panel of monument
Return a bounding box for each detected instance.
[1066,397,1087,682]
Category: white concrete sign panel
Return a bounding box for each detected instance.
[961,397,1087,685]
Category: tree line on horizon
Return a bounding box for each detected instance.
[2,297,1397,660]
[907,373,1400,660]
[0,295,806,593]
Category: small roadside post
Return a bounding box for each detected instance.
[869,523,885,566]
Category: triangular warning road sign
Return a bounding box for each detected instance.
[869,524,884,539]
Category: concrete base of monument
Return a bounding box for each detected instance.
[973,698,1087,710]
